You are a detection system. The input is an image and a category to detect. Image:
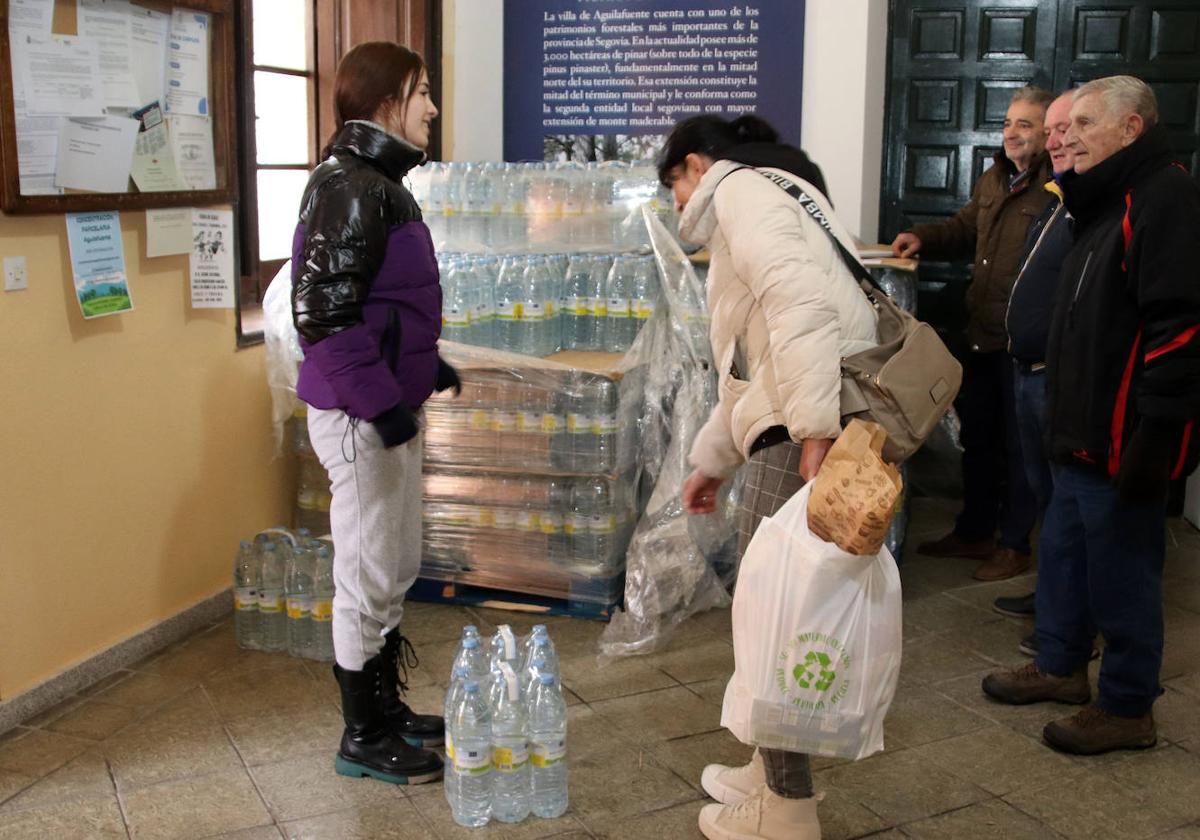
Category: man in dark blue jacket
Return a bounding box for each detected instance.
[990,92,1075,635]
[982,76,1200,756]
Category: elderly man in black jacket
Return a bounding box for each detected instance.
[982,76,1200,756]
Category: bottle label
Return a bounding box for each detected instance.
[542,413,563,433]
[443,306,470,327]
[518,412,544,433]
[234,588,258,611]
[454,747,492,774]
[567,413,590,434]
[565,513,589,535]
[590,514,617,534]
[258,591,284,614]
[588,296,608,317]
[591,414,618,434]
[445,731,455,761]
[570,296,589,316]
[635,299,657,319]
[544,300,556,318]
[530,739,567,767]
[493,508,517,529]
[496,301,520,321]
[310,600,333,622]
[524,301,545,321]
[493,744,529,772]
[607,298,631,318]
[473,303,495,322]
[468,410,490,431]
[469,506,495,527]
[515,510,541,532]
[540,512,563,534]
[286,597,311,619]
[490,411,518,432]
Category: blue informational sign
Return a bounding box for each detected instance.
[504,0,805,161]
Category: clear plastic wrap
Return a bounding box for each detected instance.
[262,260,303,456]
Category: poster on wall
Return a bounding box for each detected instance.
[190,208,234,308]
[504,0,805,162]
[65,211,134,319]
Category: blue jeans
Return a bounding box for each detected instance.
[1034,464,1166,716]
[1012,366,1053,516]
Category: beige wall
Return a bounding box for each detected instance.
[0,209,290,699]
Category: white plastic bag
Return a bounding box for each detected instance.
[721,483,902,760]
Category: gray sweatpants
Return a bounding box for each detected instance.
[736,439,814,800]
[308,407,423,671]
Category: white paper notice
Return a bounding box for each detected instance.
[8,0,54,35]
[77,0,141,109]
[165,10,209,116]
[55,115,139,192]
[190,208,234,308]
[131,124,186,192]
[167,115,216,189]
[146,207,193,257]
[16,34,105,117]
[129,5,169,108]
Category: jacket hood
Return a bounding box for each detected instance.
[677,159,742,246]
[1060,124,1173,223]
[717,143,829,202]
[329,120,426,182]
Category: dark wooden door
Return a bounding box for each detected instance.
[881,0,1200,348]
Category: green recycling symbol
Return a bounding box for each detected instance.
[793,651,837,692]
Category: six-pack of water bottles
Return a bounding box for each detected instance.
[232,527,335,661]
[444,623,569,828]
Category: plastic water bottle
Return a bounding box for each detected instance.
[257,542,287,652]
[449,681,493,828]
[442,259,474,345]
[233,541,260,650]
[522,656,548,698]
[573,479,614,567]
[562,255,593,350]
[605,256,637,352]
[494,256,524,354]
[521,257,547,356]
[527,673,568,818]
[490,662,531,823]
[443,664,471,808]
[453,636,490,684]
[566,380,594,472]
[588,256,612,351]
[632,256,660,341]
[471,258,497,348]
[309,545,335,661]
[592,379,619,474]
[519,625,549,671]
[527,630,560,679]
[284,540,315,658]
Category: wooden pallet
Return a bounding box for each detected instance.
[407,576,621,621]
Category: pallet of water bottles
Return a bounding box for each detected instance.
[231,527,336,661]
[443,623,569,828]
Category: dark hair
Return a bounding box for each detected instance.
[321,42,426,157]
[657,114,780,186]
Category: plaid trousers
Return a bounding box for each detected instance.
[736,439,814,799]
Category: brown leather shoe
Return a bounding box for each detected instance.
[973,548,1033,581]
[1043,706,1157,755]
[917,531,995,560]
[982,662,1091,705]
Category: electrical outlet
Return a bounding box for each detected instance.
[4,256,27,291]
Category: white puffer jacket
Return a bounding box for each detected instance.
[682,160,879,480]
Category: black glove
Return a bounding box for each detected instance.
[371,403,419,448]
[435,357,462,396]
[1116,416,1181,506]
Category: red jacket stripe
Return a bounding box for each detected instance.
[1144,323,1200,363]
[1109,330,1142,476]
[1172,421,1195,481]
[1121,192,1133,272]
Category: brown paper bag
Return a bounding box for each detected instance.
[806,419,904,555]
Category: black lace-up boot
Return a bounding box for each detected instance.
[380,628,445,747]
[333,656,443,785]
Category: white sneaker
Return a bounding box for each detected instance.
[698,785,823,840]
[701,749,766,805]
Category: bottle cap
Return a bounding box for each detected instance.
[463,638,479,649]
[240,540,252,549]
[531,658,546,669]
[264,542,276,550]
[465,681,480,692]
[538,674,556,686]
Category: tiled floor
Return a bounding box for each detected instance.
[3,498,1200,839]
